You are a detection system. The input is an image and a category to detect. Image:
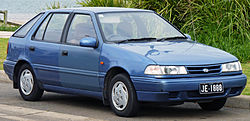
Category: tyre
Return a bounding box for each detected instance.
[108,73,139,117]
[198,98,227,111]
[17,64,44,101]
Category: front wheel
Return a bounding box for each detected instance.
[18,64,44,101]
[108,73,139,117]
[198,98,227,111]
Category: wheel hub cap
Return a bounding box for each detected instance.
[112,81,128,111]
[20,69,34,95]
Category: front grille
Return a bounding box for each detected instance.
[186,64,221,75]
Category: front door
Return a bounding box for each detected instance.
[59,13,100,91]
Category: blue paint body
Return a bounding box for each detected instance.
[3,7,247,103]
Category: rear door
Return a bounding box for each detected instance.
[27,12,70,86]
[59,12,101,91]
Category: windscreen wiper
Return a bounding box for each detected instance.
[156,36,187,42]
[117,37,157,43]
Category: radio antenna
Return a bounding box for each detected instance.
[190,3,197,42]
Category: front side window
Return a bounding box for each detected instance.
[34,13,69,43]
[13,13,43,37]
[66,14,96,45]
[98,12,184,42]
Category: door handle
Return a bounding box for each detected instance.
[29,46,35,51]
[62,50,68,56]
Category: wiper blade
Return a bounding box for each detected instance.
[157,36,186,41]
[117,37,157,43]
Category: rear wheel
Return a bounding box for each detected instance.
[108,73,139,117]
[17,64,44,101]
[198,98,227,111]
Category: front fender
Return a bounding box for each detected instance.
[100,44,156,77]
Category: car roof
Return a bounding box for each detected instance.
[50,7,153,13]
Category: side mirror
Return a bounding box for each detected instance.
[184,34,191,40]
[79,37,97,48]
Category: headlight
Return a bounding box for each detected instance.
[144,65,187,75]
[221,61,242,72]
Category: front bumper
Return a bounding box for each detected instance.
[131,74,247,102]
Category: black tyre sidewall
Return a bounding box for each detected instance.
[108,73,139,117]
[199,98,227,111]
[17,64,43,101]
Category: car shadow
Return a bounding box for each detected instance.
[14,92,236,120]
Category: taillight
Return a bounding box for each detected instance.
[7,41,9,54]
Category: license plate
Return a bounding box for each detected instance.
[199,82,224,94]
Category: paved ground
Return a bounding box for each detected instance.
[0,31,13,38]
[0,82,249,121]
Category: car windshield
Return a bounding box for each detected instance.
[97,12,185,42]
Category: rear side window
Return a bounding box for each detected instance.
[34,14,52,40]
[34,13,69,43]
[13,13,43,38]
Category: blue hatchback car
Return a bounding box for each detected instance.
[3,7,247,116]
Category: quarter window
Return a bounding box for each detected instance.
[13,13,43,37]
[66,14,96,45]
